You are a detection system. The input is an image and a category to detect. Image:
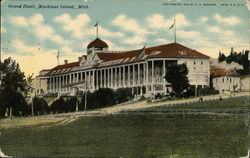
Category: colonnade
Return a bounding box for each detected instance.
[47,60,170,96]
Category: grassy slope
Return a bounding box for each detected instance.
[0,115,248,158]
[145,96,250,111]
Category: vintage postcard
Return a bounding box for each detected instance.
[0,0,249,157]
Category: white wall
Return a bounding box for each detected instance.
[213,76,240,93]
[178,58,210,87]
[241,76,250,92]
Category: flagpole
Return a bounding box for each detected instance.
[57,50,59,66]
[96,21,98,38]
[174,19,176,43]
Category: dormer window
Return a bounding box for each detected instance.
[178,50,187,55]
[151,51,162,55]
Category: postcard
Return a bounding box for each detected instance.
[0,0,249,157]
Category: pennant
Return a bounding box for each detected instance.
[169,19,175,29]
[94,22,98,27]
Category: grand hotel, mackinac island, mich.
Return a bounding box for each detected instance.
[35,36,210,98]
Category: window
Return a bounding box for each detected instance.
[194,61,196,65]
[201,61,203,65]
[222,78,224,82]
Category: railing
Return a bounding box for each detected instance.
[120,109,250,118]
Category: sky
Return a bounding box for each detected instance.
[1,0,249,76]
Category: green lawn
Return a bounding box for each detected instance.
[0,114,249,158]
[145,96,250,111]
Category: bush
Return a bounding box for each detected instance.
[114,88,133,104]
[33,97,49,115]
[64,97,78,112]
[155,93,164,99]
[80,88,115,110]
[50,97,65,113]
[50,97,78,113]
[0,91,31,117]
[183,85,196,98]
[198,86,219,96]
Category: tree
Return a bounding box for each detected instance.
[164,63,190,97]
[218,52,226,62]
[32,97,49,115]
[114,88,133,104]
[0,57,32,117]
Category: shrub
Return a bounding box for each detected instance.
[32,97,49,115]
[114,88,133,104]
[50,97,65,113]
[198,86,219,96]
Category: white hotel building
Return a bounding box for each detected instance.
[35,37,210,97]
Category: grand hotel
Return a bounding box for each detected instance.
[35,37,210,97]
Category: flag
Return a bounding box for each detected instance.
[137,43,146,59]
[169,19,175,29]
[57,50,59,58]
[94,21,98,27]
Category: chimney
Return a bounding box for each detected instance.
[64,60,68,64]
[78,57,82,62]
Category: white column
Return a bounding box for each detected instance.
[108,68,111,87]
[152,61,154,83]
[96,70,99,89]
[89,71,91,88]
[123,66,125,87]
[128,65,130,87]
[118,67,121,87]
[152,60,154,93]
[79,72,82,82]
[115,67,117,88]
[111,68,113,88]
[56,77,58,92]
[138,64,140,85]
[59,76,61,93]
[104,69,106,88]
[146,62,148,84]
[133,64,135,86]
[49,78,52,92]
[163,60,166,93]
[100,70,103,88]
[53,77,55,92]
[143,63,146,84]
[92,70,94,90]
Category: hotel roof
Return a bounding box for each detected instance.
[87,38,109,49]
[210,66,239,77]
[39,42,210,77]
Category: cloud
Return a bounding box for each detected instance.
[2,41,83,76]
[111,14,150,36]
[207,26,235,36]
[207,26,221,33]
[1,17,6,33]
[123,36,146,45]
[213,14,241,26]
[1,27,6,33]
[99,26,124,38]
[10,16,29,27]
[9,14,69,45]
[146,13,190,29]
[104,39,126,51]
[177,30,201,39]
[155,38,170,44]
[29,14,44,25]
[10,39,44,55]
[53,13,91,39]
[61,46,83,56]
[200,17,208,23]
